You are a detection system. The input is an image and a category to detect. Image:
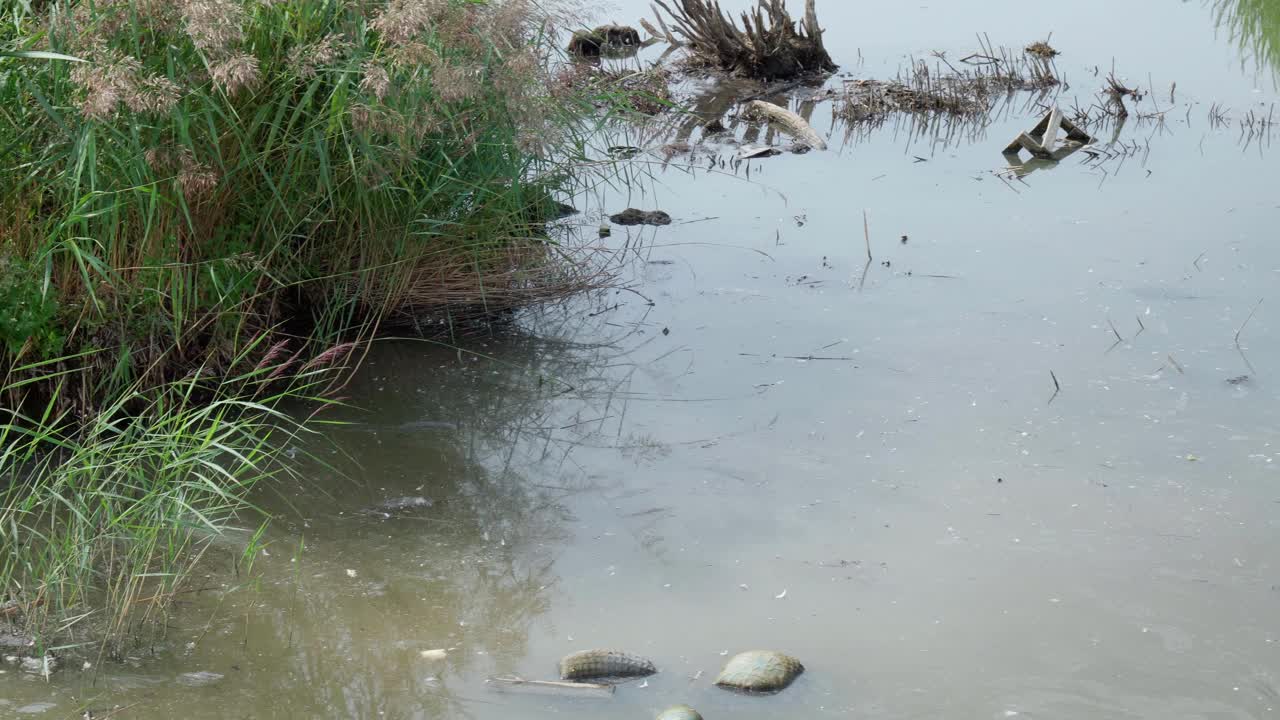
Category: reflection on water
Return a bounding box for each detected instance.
[1214,0,1280,82]
[0,334,617,718]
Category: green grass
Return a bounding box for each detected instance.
[1,0,594,402]
[0,0,620,649]
[1214,0,1280,81]
[0,343,327,649]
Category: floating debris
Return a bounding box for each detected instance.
[1025,39,1059,59]
[1002,107,1092,160]
[737,144,782,159]
[610,209,673,226]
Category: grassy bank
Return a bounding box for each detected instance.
[0,0,615,652]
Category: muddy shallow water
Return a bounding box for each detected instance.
[5,1,1280,718]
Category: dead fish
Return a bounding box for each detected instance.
[361,496,433,518]
[559,649,657,681]
[177,670,224,687]
[714,650,804,693]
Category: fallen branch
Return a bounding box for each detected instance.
[487,676,615,698]
[1235,298,1263,375]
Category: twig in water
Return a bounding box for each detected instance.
[863,210,873,261]
[1107,317,1124,342]
[1167,354,1185,374]
[784,355,855,361]
[1135,314,1146,335]
[1235,298,1264,375]
[1193,251,1206,271]
[1048,370,1061,404]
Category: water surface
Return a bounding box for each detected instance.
[4,1,1280,718]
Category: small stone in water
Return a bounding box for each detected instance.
[656,704,704,720]
[715,650,804,693]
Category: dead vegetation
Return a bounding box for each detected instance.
[354,237,627,329]
[557,63,674,115]
[650,0,836,79]
[1024,38,1059,59]
[836,42,1060,129]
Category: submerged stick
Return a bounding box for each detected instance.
[863,210,872,261]
[744,100,827,150]
[487,677,615,698]
[1235,298,1264,375]
[1107,317,1123,342]
[1048,370,1061,405]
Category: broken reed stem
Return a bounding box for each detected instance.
[1235,298,1264,375]
[1135,314,1146,335]
[1107,316,1123,342]
[863,209,872,261]
[1050,370,1060,391]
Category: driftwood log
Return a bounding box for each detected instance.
[651,0,836,79]
[744,100,826,149]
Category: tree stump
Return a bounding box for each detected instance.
[651,0,836,80]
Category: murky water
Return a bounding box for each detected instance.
[6,1,1280,718]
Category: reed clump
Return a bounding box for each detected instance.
[0,0,614,651]
[838,44,1060,127]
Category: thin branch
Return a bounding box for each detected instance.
[1235,298,1264,375]
[1107,316,1124,342]
[862,209,872,261]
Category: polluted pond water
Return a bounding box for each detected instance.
[6,0,1280,717]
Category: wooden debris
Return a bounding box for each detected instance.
[487,676,616,698]
[1003,107,1091,159]
[744,100,827,150]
